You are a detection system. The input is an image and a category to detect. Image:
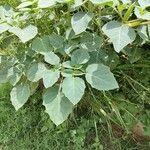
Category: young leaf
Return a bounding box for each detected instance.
[71,49,90,65]
[32,36,53,54]
[62,77,85,105]
[38,0,56,8]
[43,86,73,126]
[44,52,60,65]
[9,25,38,43]
[43,69,60,88]
[86,64,119,91]
[10,84,30,111]
[71,12,93,35]
[27,63,46,82]
[102,21,136,52]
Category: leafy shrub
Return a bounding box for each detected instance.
[0,0,150,125]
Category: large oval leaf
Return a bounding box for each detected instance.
[43,86,73,126]
[62,77,85,105]
[32,36,53,54]
[71,48,90,65]
[43,69,60,88]
[27,63,46,82]
[9,25,38,43]
[86,64,119,91]
[71,12,93,35]
[10,84,30,111]
[102,21,136,53]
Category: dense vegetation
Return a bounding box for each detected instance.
[0,0,150,149]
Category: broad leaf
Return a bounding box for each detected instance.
[10,84,30,110]
[44,52,60,65]
[38,0,56,8]
[62,77,85,105]
[32,36,53,54]
[71,49,90,65]
[43,69,60,88]
[102,21,136,52]
[86,64,119,91]
[27,63,46,82]
[9,25,38,43]
[43,86,73,126]
[71,12,93,35]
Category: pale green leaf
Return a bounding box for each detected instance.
[49,34,64,49]
[10,84,30,110]
[38,0,56,8]
[43,86,73,126]
[44,52,60,65]
[71,12,93,35]
[32,36,53,54]
[86,64,119,91]
[134,7,150,20]
[102,21,136,52]
[138,0,150,8]
[71,49,90,65]
[62,77,85,105]
[89,0,113,6]
[43,69,60,88]
[80,32,102,51]
[0,23,10,34]
[137,25,149,42]
[9,25,38,43]
[17,1,33,9]
[27,63,46,82]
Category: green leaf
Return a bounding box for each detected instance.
[43,69,60,88]
[62,77,85,105]
[49,34,64,49]
[8,66,22,86]
[9,25,38,43]
[71,12,93,35]
[80,32,102,51]
[71,49,90,65]
[10,84,30,111]
[137,25,149,43]
[17,1,33,9]
[89,0,113,6]
[38,0,56,8]
[43,86,73,126]
[27,63,46,82]
[86,64,119,91]
[134,7,150,20]
[32,36,53,54]
[102,21,136,52]
[138,0,150,8]
[44,52,60,65]
[0,69,8,84]
[0,23,10,34]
